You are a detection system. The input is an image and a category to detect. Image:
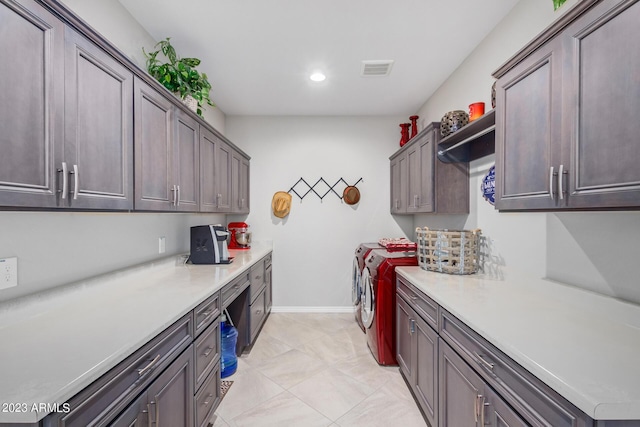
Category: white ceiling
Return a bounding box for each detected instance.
[119,0,519,116]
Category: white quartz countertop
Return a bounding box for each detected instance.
[0,242,272,423]
[396,266,640,421]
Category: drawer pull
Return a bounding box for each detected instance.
[138,354,161,377]
[233,285,239,290]
[203,347,214,357]
[255,309,262,315]
[203,393,214,406]
[201,310,212,319]
[410,295,418,301]
[474,351,495,372]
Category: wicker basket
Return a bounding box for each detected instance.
[416,227,481,275]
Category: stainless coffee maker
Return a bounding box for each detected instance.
[190,224,231,264]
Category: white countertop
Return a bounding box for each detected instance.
[0,242,272,424]
[396,266,640,421]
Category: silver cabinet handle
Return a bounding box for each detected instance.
[395,199,399,209]
[409,319,415,334]
[558,164,565,200]
[171,185,177,206]
[549,166,555,200]
[176,185,180,206]
[474,351,495,372]
[203,393,214,406]
[71,164,79,200]
[137,354,161,377]
[58,162,68,200]
[203,347,213,357]
[475,394,480,423]
[480,396,491,426]
[413,195,418,207]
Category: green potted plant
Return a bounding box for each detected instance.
[553,0,568,10]
[143,37,214,117]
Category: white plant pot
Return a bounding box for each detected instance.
[182,94,198,113]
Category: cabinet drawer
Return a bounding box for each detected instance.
[194,320,220,391]
[195,365,221,427]
[439,309,590,427]
[47,314,192,426]
[194,291,220,337]
[222,272,250,309]
[249,287,268,344]
[249,260,265,302]
[396,276,438,330]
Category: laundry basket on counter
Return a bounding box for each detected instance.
[416,227,481,275]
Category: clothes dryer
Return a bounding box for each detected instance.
[361,249,418,365]
[352,243,382,332]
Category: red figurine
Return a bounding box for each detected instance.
[409,115,419,139]
[399,123,410,147]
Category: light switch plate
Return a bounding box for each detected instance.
[0,257,18,290]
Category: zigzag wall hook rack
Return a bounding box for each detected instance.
[288,177,363,202]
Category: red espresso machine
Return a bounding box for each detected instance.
[228,222,251,250]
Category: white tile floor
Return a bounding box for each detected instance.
[210,312,427,427]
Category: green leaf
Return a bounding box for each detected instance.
[553,0,567,10]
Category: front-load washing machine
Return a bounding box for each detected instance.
[361,249,418,365]
[352,243,382,332]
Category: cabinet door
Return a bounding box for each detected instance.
[484,386,528,427]
[239,155,250,213]
[174,110,199,212]
[265,264,272,313]
[110,392,148,427]
[216,140,232,212]
[414,312,438,427]
[406,142,421,213]
[396,295,414,381]
[199,127,218,212]
[439,340,484,427]
[249,287,268,344]
[390,155,402,214]
[147,348,194,427]
[0,0,64,208]
[390,154,408,214]
[230,150,249,213]
[64,27,133,210]
[495,37,564,210]
[417,133,435,212]
[134,77,174,211]
[562,0,640,208]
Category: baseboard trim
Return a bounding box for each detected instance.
[271,306,353,313]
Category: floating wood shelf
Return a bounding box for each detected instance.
[437,109,495,163]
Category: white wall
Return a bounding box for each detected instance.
[60,0,226,133]
[226,116,414,310]
[0,0,229,302]
[414,0,640,304]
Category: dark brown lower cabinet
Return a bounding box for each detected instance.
[146,348,194,427]
[396,295,438,427]
[439,341,484,427]
[110,348,194,427]
[439,340,527,427]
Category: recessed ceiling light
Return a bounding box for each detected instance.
[310,72,326,82]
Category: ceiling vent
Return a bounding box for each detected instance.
[361,60,394,77]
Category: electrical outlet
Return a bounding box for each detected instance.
[158,237,166,254]
[0,257,18,290]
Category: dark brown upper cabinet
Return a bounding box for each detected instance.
[494,0,640,211]
[390,123,469,215]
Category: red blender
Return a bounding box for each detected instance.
[228,222,251,250]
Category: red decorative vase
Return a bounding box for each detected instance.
[409,115,419,139]
[399,123,410,147]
